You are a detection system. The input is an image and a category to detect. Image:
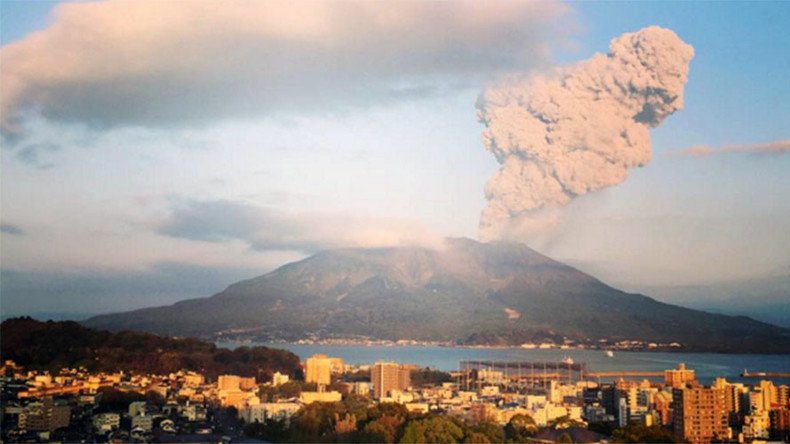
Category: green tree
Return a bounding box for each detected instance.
[464,432,493,443]
[362,415,406,444]
[470,420,504,444]
[504,414,537,443]
[288,401,347,441]
[368,402,410,422]
[400,416,465,444]
[612,424,675,443]
[410,368,453,387]
[343,393,372,424]
[243,418,288,443]
[144,390,165,407]
[548,415,585,430]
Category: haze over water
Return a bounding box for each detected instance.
[218,343,790,386]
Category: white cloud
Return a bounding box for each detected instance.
[158,198,443,253]
[1,0,572,136]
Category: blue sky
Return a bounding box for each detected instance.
[1,1,788,320]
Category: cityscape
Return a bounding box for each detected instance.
[2,351,789,443]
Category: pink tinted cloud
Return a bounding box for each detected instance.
[675,140,790,158]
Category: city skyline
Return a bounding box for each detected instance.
[1,1,789,324]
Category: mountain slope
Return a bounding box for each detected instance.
[84,238,790,353]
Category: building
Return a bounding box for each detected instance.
[18,397,70,433]
[183,372,205,387]
[712,378,742,418]
[218,374,241,391]
[272,371,290,387]
[743,410,770,440]
[131,415,153,433]
[239,376,257,391]
[372,362,414,399]
[128,400,147,417]
[305,354,334,386]
[672,385,729,444]
[300,390,342,404]
[92,412,121,433]
[240,404,267,423]
[664,363,696,388]
[240,402,301,424]
[769,408,790,442]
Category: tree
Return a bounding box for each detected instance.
[464,432,493,444]
[410,368,453,387]
[334,412,358,435]
[548,415,585,430]
[612,424,675,443]
[362,415,406,444]
[470,420,504,444]
[504,414,537,443]
[289,401,347,441]
[343,393,372,424]
[244,418,288,442]
[400,416,464,444]
[280,381,304,399]
[368,402,410,422]
[145,390,165,407]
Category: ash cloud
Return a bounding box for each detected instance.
[477,26,694,240]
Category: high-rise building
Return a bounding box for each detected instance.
[18,397,70,433]
[769,408,790,442]
[372,362,413,399]
[664,363,696,388]
[713,378,743,422]
[305,354,334,387]
[672,386,729,444]
[758,380,777,410]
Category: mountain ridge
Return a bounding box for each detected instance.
[83,238,790,353]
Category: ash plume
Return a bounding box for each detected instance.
[477,26,694,240]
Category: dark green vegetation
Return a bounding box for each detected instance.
[242,399,662,444]
[243,399,547,443]
[611,424,676,443]
[0,317,302,379]
[410,367,453,387]
[84,238,790,353]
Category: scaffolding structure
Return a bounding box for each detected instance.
[458,360,587,392]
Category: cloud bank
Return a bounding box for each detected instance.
[1,0,570,136]
[158,199,442,253]
[476,26,694,240]
[676,139,790,157]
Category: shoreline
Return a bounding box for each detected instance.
[213,339,790,355]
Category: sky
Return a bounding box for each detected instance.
[1,0,788,321]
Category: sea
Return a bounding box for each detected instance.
[216,342,790,386]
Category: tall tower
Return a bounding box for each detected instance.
[673,385,729,444]
[305,354,333,387]
[372,362,412,399]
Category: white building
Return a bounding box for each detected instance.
[92,413,120,433]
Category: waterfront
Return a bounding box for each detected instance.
[218,342,790,385]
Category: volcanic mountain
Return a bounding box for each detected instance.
[84,238,790,353]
